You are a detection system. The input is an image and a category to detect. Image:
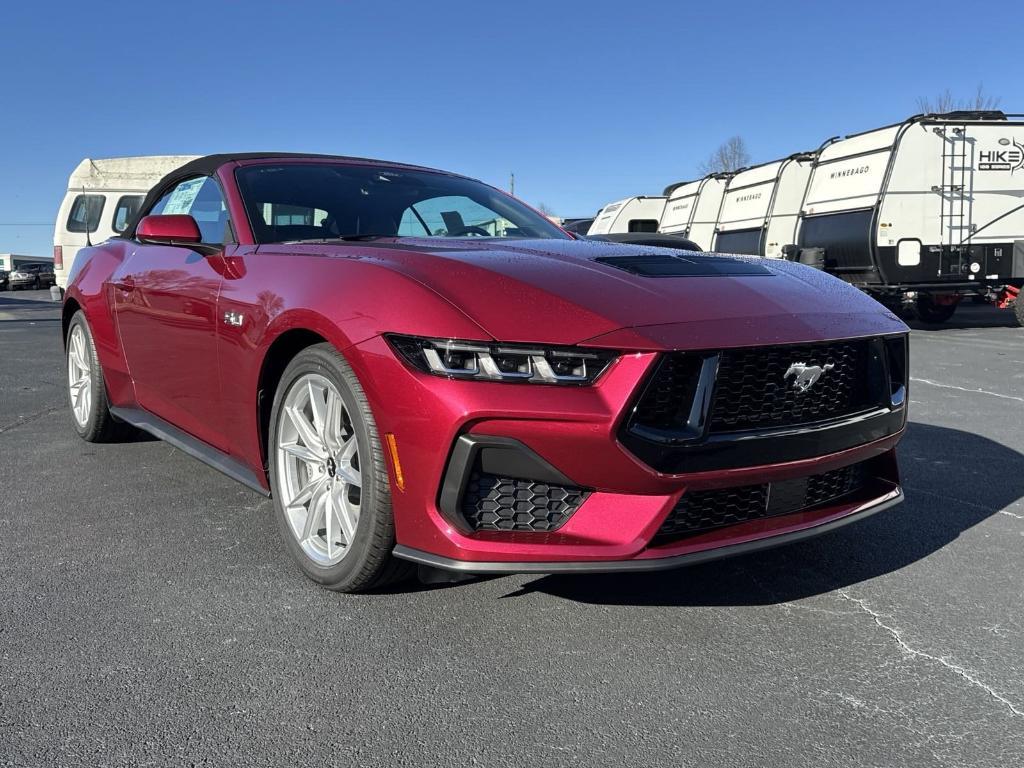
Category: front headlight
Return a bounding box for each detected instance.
[386,334,617,385]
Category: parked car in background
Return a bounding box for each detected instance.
[9,262,56,290]
[64,153,909,593]
[53,155,198,290]
[0,269,9,290]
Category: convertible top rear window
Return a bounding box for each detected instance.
[235,163,569,244]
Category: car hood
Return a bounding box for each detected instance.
[318,238,907,349]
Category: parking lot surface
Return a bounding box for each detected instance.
[1,288,1022,767]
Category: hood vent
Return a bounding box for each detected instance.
[594,253,774,277]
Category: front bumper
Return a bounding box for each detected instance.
[394,487,903,574]
[351,333,906,572]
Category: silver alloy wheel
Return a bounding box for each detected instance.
[276,373,362,566]
[67,324,92,427]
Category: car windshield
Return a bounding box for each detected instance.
[235,162,569,244]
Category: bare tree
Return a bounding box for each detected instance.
[698,136,751,175]
[917,84,1001,114]
[535,202,557,217]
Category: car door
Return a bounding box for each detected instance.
[112,176,232,450]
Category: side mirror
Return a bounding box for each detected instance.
[137,214,202,245]
[781,244,799,260]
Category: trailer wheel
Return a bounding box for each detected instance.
[916,296,958,324]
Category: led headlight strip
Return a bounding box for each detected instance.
[386,334,617,385]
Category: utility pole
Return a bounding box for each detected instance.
[509,172,515,196]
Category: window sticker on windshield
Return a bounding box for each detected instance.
[162,178,205,215]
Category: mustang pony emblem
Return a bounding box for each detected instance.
[784,362,834,393]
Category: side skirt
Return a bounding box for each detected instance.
[109,406,270,497]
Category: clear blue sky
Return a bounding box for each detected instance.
[1,0,1019,255]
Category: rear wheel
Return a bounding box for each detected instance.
[268,344,411,592]
[916,295,958,324]
[1013,298,1024,328]
[66,311,123,442]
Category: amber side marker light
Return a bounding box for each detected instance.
[384,433,405,492]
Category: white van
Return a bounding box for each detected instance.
[53,156,198,289]
[588,196,666,236]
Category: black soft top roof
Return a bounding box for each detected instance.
[163,152,450,181]
[125,152,460,238]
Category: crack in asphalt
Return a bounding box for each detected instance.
[837,590,1024,719]
[738,560,1024,722]
[0,405,62,435]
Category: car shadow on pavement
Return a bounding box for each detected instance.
[508,422,1022,606]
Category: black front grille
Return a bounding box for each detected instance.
[709,340,871,432]
[628,339,879,438]
[462,471,588,532]
[655,462,867,543]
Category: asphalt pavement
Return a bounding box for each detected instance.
[1,288,1022,767]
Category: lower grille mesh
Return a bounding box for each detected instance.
[655,462,867,542]
[462,471,588,532]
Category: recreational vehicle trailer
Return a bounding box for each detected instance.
[588,196,666,236]
[658,173,731,250]
[794,111,1024,323]
[53,155,198,289]
[713,153,816,258]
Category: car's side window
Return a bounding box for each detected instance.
[149,177,232,245]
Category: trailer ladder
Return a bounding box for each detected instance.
[933,125,976,267]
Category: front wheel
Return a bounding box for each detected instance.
[268,344,411,592]
[916,295,958,324]
[66,311,123,442]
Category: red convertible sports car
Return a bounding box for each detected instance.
[63,153,909,592]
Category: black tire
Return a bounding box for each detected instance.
[66,310,124,442]
[268,343,412,592]
[915,296,958,324]
[1013,298,1024,328]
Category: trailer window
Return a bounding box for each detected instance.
[112,195,144,233]
[627,219,659,233]
[798,211,874,270]
[66,195,105,234]
[715,228,763,255]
